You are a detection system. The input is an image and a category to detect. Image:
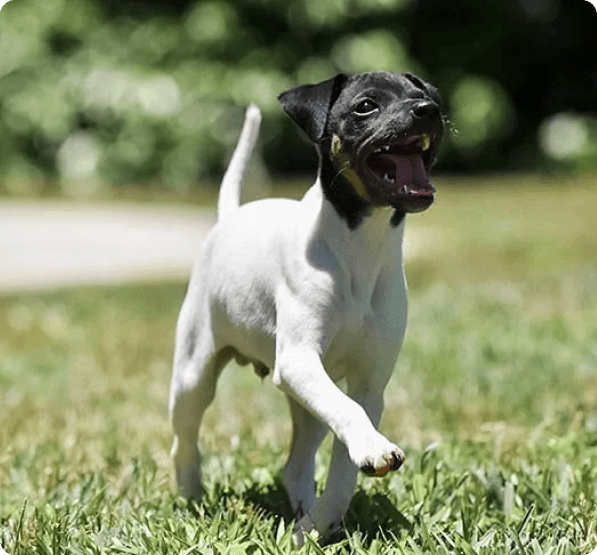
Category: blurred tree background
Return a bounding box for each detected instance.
[0,0,596,197]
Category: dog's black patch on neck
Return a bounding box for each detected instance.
[319,150,371,230]
[319,150,406,230]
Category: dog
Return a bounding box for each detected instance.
[169,71,444,544]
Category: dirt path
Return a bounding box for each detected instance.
[0,199,215,292]
[0,199,431,293]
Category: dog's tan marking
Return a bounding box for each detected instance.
[331,134,369,200]
[331,134,342,158]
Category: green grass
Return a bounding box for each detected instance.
[1,175,597,554]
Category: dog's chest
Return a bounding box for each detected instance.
[328,206,406,322]
[339,272,381,330]
[320,239,408,378]
[332,261,406,333]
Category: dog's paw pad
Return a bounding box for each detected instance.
[359,448,405,477]
[390,449,405,469]
[360,462,378,476]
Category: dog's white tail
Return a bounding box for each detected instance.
[217,105,262,220]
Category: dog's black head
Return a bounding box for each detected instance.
[279,72,444,228]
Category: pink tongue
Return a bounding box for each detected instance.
[380,153,432,191]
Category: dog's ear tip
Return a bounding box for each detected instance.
[277,73,350,142]
[277,88,296,110]
[278,73,348,104]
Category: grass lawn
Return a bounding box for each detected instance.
[1,174,597,554]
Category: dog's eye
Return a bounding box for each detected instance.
[353,99,379,116]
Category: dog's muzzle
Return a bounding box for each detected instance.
[367,134,433,193]
[360,101,443,212]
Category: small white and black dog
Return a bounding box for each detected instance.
[169,71,444,543]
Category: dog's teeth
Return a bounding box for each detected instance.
[420,134,431,151]
[383,173,393,183]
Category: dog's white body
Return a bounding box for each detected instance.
[170,107,407,540]
[168,73,443,542]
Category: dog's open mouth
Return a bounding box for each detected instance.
[365,134,435,198]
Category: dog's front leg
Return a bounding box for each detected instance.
[293,383,400,544]
[295,382,394,544]
[274,345,404,474]
[273,345,404,542]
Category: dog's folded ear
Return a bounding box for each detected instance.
[278,73,348,143]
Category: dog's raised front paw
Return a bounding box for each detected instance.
[352,436,405,477]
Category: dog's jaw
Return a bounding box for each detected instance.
[357,129,442,213]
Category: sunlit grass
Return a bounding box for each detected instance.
[405,173,597,284]
[1,175,597,553]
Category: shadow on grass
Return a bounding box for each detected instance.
[179,476,412,548]
[242,478,296,522]
[193,478,412,547]
[345,491,413,543]
[244,481,413,544]
[182,478,295,522]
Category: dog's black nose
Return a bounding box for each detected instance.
[411,101,439,119]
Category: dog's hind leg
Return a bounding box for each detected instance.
[169,320,232,501]
[283,395,328,518]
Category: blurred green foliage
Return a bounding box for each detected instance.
[0,0,596,195]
